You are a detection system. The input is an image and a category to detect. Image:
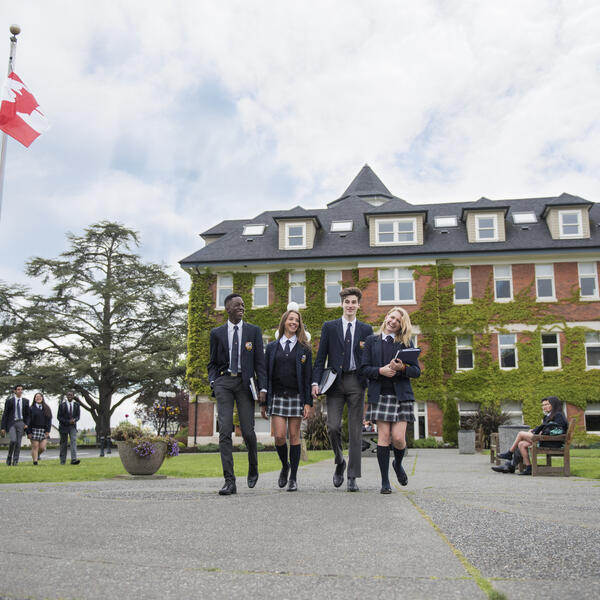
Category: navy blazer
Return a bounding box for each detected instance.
[29,403,52,433]
[57,400,81,431]
[207,321,267,394]
[265,340,313,410]
[313,318,374,388]
[358,334,421,404]
[1,395,31,431]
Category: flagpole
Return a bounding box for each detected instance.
[0,24,20,221]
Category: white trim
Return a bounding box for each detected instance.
[377,268,416,305]
[216,274,233,309]
[498,333,518,370]
[284,222,307,250]
[252,274,269,308]
[541,332,561,370]
[453,267,471,304]
[475,214,498,242]
[493,264,513,302]
[456,335,474,371]
[324,270,343,307]
[578,262,599,300]
[289,271,306,308]
[584,331,600,369]
[535,263,556,302]
[558,209,583,239]
[375,217,417,246]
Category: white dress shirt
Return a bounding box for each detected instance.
[341,316,357,371]
[227,320,243,372]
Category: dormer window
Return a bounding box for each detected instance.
[285,222,306,249]
[330,220,353,232]
[242,224,266,236]
[376,218,416,245]
[475,214,498,241]
[559,210,582,238]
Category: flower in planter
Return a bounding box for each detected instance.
[167,438,179,457]
[134,440,157,457]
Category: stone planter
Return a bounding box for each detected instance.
[116,440,167,476]
[458,429,476,454]
[498,424,530,454]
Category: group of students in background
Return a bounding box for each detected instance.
[1,386,81,466]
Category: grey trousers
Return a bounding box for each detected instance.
[326,373,364,478]
[59,425,78,463]
[214,375,257,482]
[8,422,25,464]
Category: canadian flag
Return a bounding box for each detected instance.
[0,72,49,147]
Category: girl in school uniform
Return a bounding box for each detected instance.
[359,307,421,493]
[262,310,313,491]
[28,393,52,465]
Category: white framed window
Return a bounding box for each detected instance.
[498,334,517,369]
[325,271,342,306]
[376,218,417,245]
[585,403,600,433]
[456,335,474,370]
[535,264,555,301]
[378,268,415,304]
[330,220,353,232]
[585,332,600,369]
[453,267,471,303]
[289,271,306,307]
[541,333,561,370]
[434,216,458,228]
[285,223,306,249]
[512,211,537,224]
[559,210,582,238]
[252,274,269,308]
[242,224,266,236]
[494,265,513,301]
[216,274,233,309]
[578,263,599,299]
[475,214,498,241]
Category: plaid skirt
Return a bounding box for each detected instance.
[269,393,304,418]
[366,395,415,423]
[30,428,47,441]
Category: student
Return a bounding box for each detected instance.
[28,393,52,465]
[263,309,313,491]
[1,384,30,466]
[358,307,421,493]
[312,287,373,492]
[493,396,568,476]
[57,391,81,465]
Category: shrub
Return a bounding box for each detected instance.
[571,431,600,449]
[464,406,512,448]
[411,436,442,448]
[304,412,331,450]
[443,396,459,446]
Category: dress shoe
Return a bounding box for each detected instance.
[278,464,289,488]
[33,461,38,465]
[247,470,259,488]
[498,451,513,460]
[286,479,298,492]
[518,465,532,476]
[5,457,11,466]
[333,459,346,488]
[218,481,237,495]
[347,477,359,492]
[71,459,80,465]
[392,460,408,486]
[491,462,515,474]
[380,484,392,494]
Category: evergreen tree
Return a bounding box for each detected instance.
[442,395,459,445]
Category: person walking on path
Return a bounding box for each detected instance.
[208,293,267,496]
[312,287,373,492]
[57,391,81,465]
[1,384,30,466]
[263,309,313,491]
[359,307,421,493]
[28,393,52,465]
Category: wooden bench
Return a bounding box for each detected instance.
[530,417,576,477]
[489,432,501,465]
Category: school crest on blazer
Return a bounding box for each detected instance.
[300,354,307,364]
[245,342,253,351]
[359,340,365,349]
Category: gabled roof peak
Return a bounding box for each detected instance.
[335,164,393,202]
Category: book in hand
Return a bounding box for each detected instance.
[318,368,337,395]
[249,377,258,401]
[393,347,421,364]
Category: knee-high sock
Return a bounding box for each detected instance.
[393,446,406,466]
[276,443,288,468]
[377,445,391,486]
[289,444,301,480]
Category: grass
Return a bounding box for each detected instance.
[0,450,333,484]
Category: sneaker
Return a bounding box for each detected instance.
[498,451,513,460]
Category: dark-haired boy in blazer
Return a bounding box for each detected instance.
[1,385,30,466]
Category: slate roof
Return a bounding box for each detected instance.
[180,166,600,269]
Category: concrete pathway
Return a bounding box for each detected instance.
[0,449,598,599]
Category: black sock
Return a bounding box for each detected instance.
[377,445,391,486]
[393,446,406,467]
[276,443,288,468]
[289,444,301,480]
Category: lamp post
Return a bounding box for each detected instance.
[158,378,176,436]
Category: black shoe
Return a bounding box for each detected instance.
[380,484,392,494]
[278,464,289,488]
[218,481,237,495]
[347,477,359,492]
[287,479,298,492]
[71,459,80,465]
[491,462,515,474]
[60,462,66,465]
[247,470,259,489]
[518,466,532,476]
[333,459,346,488]
[5,458,11,466]
[498,451,513,460]
[392,460,408,486]
[33,461,38,465]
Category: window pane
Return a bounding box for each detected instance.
[586,347,600,367]
[535,264,553,277]
[398,231,414,242]
[562,213,578,225]
[255,274,268,286]
[455,281,470,300]
[325,271,341,284]
[458,349,474,369]
[500,348,516,368]
[218,288,231,307]
[585,414,600,430]
[537,279,553,298]
[457,335,472,346]
[254,287,268,306]
[397,221,413,232]
[219,275,233,286]
[396,268,412,280]
[581,277,597,296]
[379,232,394,242]
[478,228,495,239]
[435,216,458,227]
[454,268,470,279]
[498,334,515,346]
[290,286,305,305]
[496,280,511,298]
[288,236,303,246]
[541,334,557,344]
[479,217,494,228]
[579,263,595,276]
[330,221,353,232]
[288,226,303,236]
[378,222,393,233]
[542,348,559,367]
[398,281,414,301]
[290,272,305,283]
[379,269,394,281]
[379,282,395,302]
[495,266,510,278]
[326,286,341,305]
[563,224,579,235]
[585,332,600,344]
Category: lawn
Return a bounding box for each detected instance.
[0,451,333,484]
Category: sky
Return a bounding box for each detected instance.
[1,0,599,428]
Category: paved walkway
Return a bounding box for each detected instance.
[0,449,598,600]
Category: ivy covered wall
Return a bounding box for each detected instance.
[185,265,600,426]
